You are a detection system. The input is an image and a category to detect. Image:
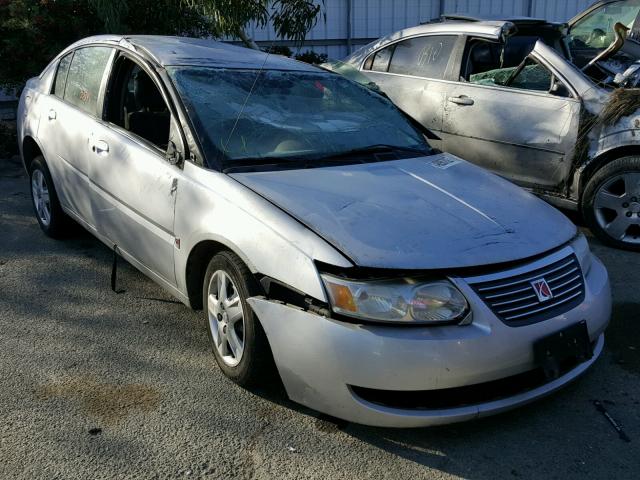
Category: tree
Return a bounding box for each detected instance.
[0,0,101,88]
[0,0,213,88]
[185,0,324,50]
[0,0,323,89]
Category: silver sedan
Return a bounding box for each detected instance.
[17,35,611,427]
[336,13,640,251]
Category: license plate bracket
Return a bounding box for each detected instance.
[534,320,592,380]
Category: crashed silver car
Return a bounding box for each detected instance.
[336,6,640,250]
[18,36,610,427]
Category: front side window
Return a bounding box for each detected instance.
[468,55,555,93]
[388,35,456,79]
[64,46,113,116]
[507,58,553,92]
[168,67,430,169]
[569,0,640,50]
[53,53,72,98]
[105,57,171,150]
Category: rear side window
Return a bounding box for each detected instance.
[388,35,456,79]
[53,53,72,98]
[369,45,395,72]
[64,47,113,116]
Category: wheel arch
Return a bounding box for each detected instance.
[21,135,44,173]
[579,145,640,201]
[185,239,263,310]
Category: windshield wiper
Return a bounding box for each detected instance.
[314,144,430,162]
[222,145,430,173]
[221,156,302,173]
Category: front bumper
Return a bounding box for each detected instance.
[248,253,611,428]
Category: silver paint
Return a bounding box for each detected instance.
[17,35,612,427]
[341,22,640,209]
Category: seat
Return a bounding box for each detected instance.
[127,71,170,148]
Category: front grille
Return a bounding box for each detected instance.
[468,253,585,326]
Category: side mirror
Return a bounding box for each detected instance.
[550,81,570,97]
[166,140,183,166]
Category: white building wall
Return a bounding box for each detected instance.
[242,0,598,59]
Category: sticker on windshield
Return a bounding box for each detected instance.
[430,156,461,169]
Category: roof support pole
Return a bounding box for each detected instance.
[526,0,534,17]
[346,0,352,53]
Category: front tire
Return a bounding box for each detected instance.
[202,251,274,387]
[29,155,69,238]
[582,156,640,251]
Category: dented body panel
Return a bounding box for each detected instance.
[340,23,640,211]
[248,238,610,427]
[18,35,612,427]
[231,154,576,269]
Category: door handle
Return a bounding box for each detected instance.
[448,95,475,106]
[48,109,57,120]
[92,140,109,155]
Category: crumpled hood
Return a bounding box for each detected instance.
[230,154,577,269]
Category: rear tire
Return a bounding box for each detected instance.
[29,156,69,238]
[582,156,640,251]
[202,251,275,387]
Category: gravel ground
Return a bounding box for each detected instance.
[1,156,639,480]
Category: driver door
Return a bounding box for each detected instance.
[442,55,581,191]
[89,55,182,286]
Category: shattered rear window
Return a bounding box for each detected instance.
[168,67,428,168]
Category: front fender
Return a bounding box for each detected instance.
[174,162,353,303]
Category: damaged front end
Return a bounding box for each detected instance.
[568,87,640,201]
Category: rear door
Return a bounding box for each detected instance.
[442,47,580,191]
[37,47,114,228]
[359,35,459,149]
[88,54,182,286]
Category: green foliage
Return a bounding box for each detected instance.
[262,45,293,57]
[294,50,328,65]
[271,0,322,46]
[89,0,214,36]
[186,0,323,45]
[0,0,323,89]
[0,0,211,88]
[0,0,101,88]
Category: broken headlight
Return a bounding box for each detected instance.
[320,274,468,324]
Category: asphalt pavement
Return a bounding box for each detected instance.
[1,156,639,479]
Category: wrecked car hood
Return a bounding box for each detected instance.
[230,154,577,270]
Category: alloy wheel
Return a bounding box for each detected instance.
[207,270,245,367]
[31,169,51,227]
[594,172,640,244]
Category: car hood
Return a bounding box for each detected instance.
[230,154,577,270]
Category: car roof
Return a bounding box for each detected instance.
[381,20,509,39]
[60,34,319,72]
[344,20,510,66]
[440,14,560,26]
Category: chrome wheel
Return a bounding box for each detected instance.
[207,270,245,367]
[594,172,640,244]
[31,169,51,227]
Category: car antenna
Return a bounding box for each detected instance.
[222,40,275,155]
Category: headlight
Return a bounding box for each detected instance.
[320,274,469,324]
[572,232,593,275]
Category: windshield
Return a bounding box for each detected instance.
[570,0,640,50]
[168,67,430,169]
